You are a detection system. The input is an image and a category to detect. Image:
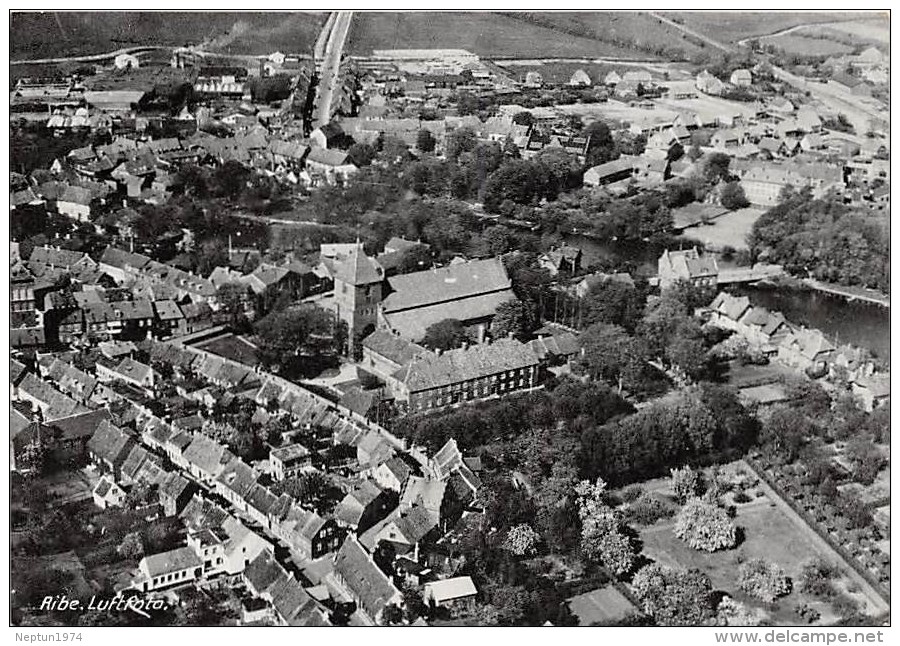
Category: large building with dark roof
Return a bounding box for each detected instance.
[379,257,517,342]
[388,337,540,413]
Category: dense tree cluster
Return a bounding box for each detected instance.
[252,304,342,374]
[575,479,638,576]
[749,188,890,292]
[394,379,631,454]
[579,384,758,487]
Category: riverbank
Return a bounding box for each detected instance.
[802,278,890,309]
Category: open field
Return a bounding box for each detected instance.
[638,464,889,623]
[760,19,889,56]
[760,34,855,56]
[346,12,681,60]
[10,11,326,60]
[497,12,708,60]
[660,12,876,46]
[679,207,765,251]
[815,20,890,45]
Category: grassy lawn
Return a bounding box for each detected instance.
[638,477,882,623]
[196,333,260,366]
[679,207,764,251]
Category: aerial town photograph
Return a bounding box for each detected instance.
[7,6,891,633]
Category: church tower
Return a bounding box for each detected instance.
[332,242,384,353]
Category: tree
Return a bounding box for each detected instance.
[717,597,762,626]
[578,323,648,394]
[670,466,703,503]
[512,111,535,127]
[217,283,251,327]
[253,305,336,370]
[421,318,469,351]
[720,182,750,210]
[674,497,737,552]
[195,238,229,277]
[211,160,251,199]
[117,531,145,560]
[738,558,791,603]
[445,126,478,161]
[503,524,541,557]
[797,557,838,598]
[347,142,376,167]
[584,120,616,167]
[416,129,437,153]
[631,564,716,626]
[482,160,544,212]
[703,152,732,183]
[491,300,534,341]
[760,405,816,463]
[844,435,887,485]
[581,277,645,331]
[575,479,637,577]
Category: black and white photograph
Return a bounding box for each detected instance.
[7,4,891,635]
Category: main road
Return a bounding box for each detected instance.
[312,11,353,130]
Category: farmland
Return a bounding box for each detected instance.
[759,19,890,56]
[10,11,326,60]
[659,12,875,46]
[345,11,729,61]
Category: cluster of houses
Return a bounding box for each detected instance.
[705,291,890,410]
[11,317,484,624]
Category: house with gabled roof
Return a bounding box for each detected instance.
[707,292,752,332]
[335,480,395,531]
[92,475,127,510]
[183,434,234,485]
[738,306,791,352]
[95,356,155,392]
[215,459,261,511]
[134,546,203,592]
[372,456,414,493]
[358,504,440,557]
[850,373,890,412]
[657,247,718,290]
[87,420,137,479]
[158,471,196,517]
[333,537,403,625]
[777,328,836,375]
[16,373,88,422]
[272,503,342,561]
[243,551,329,626]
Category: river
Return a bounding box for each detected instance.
[565,234,890,361]
[731,285,890,361]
